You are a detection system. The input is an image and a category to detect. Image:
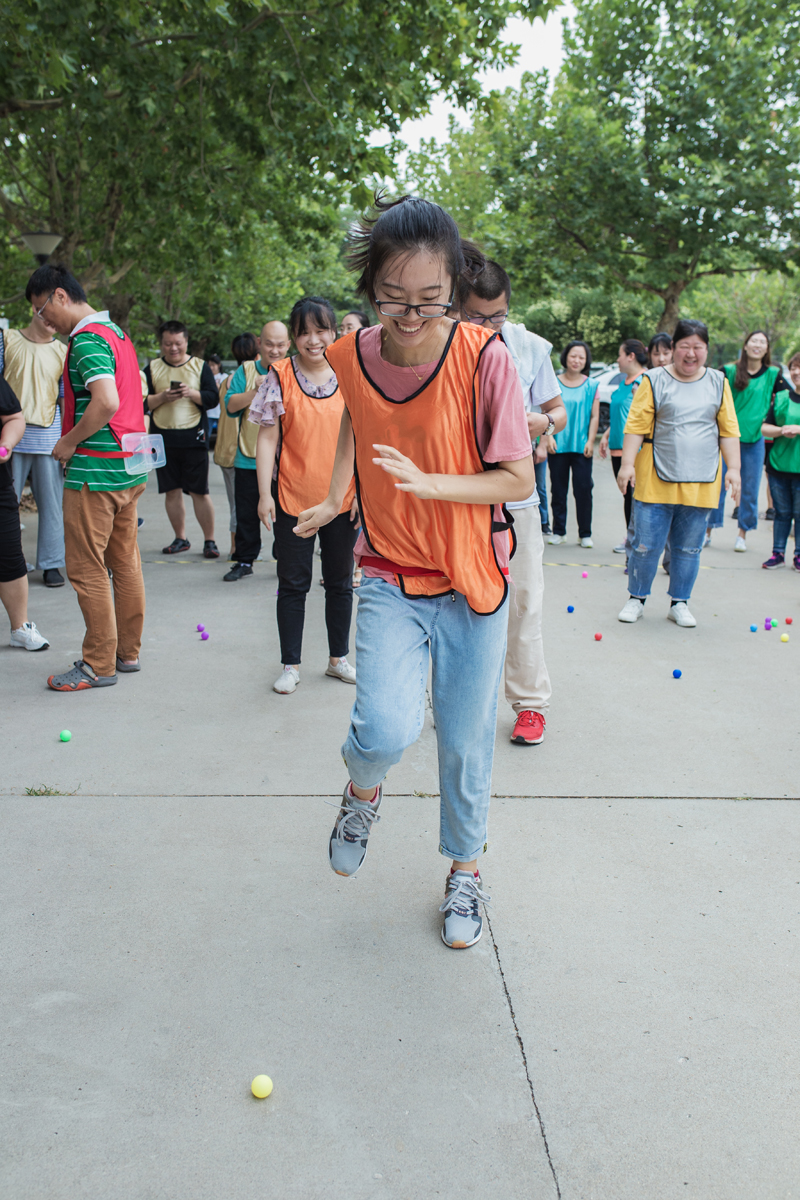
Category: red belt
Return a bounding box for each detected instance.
[360,555,444,577]
[72,448,132,458]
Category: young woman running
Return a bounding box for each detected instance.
[708,331,780,551]
[294,195,534,949]
[251,297,360,694]
[599,339,648,556]
[547,340,599,547]
[617,319,741,629]
[761,352,800,572]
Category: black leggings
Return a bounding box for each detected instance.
[548,452,593,538]
[273,495,358,664]
[611,455,634,529]
[0,484,27,583]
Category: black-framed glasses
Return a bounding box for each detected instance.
[34,292,54,320]
[464,309,508,327]
[375,291,455,320]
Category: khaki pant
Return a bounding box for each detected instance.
[63,483,146,677]
[505,503,551,715]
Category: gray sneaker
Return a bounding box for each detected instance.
[328,783,382,876]
[440,871,490,949]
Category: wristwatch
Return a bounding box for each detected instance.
[543,417,555,438]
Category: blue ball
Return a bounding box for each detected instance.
[750,624,758,632]
[672,669,682,679]
[567,605,574,613]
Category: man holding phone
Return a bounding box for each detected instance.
[144,320,220,556]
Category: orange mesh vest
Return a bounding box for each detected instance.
[326,323,509,615]
[272,357,355,516]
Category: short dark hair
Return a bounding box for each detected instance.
[465,259,511,305]
[648,332,672,354]
[25,263,86,304]
[290,296,337,339]
[159,320,189,340]
[342,310,370,329]
[620,338,648,366]
[787,351,800,370]
[347,192,485,305]
[560,340,592,374]
[207,353,222,366]
[672,319,709,348]
[231,333,258,364]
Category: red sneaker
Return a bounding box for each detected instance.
[511,710,546,746]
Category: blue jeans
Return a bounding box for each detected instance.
[767,472,800,554]
[629,501,713,602]
[342,577,508,861]
[535,459,549,530]
[708,439,764,531]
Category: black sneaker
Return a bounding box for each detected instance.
[765,507,775,521]
[163,537,190,554]
[223,563,253,581]
[732,506,739,520]
[203,540,220,559]
[43,568,65,588]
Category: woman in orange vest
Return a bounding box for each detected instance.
[295,195,535,949]
[252,297,360,694]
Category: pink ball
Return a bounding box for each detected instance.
[0,447,7,458]
[201,631,209,641]
[582,571,588,578]
[594,632,602,641]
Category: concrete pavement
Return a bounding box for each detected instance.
[2,455,798,1198]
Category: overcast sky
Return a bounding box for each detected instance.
[381,5,574,153]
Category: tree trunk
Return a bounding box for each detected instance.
[105,292,135,334]
[656,281,687,334]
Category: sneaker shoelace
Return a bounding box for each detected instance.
[439,874,491,916]
[516,710,538,728]
[328,793,381,844]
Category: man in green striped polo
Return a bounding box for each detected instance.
[25,264,148,692]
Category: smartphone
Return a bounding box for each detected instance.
[170,380,183,390]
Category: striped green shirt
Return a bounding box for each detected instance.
[65,314,147,492]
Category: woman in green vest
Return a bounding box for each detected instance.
[707,330,780,551]
[761,352,800,571]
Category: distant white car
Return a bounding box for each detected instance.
[589,365,623,434]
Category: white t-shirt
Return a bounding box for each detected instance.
[501,321,559,510]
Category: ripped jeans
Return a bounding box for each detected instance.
[628,501,714,603]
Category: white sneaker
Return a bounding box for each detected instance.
[273,665,300,694]
[580,536,594,548]
[9,621,50,651]
[734,536,747,552]
[612,543,627,554]
[325,656,356,684]
[618,598,645,623]
[548,533,566,544]
[703,531,711,548]
[668,602,696,628]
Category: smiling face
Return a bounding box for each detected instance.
[339,313,365,337]
[789,361,800,391]
[259,321,290,366]
[744,332,769,363]
[373,250,453,360]
[292,318,335,367]
[161,331,189,366]
[565,344,588,374]
[672,335,708,378]
[650,342,673,367]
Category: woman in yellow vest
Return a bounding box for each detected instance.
[294,196,535,949]
[251,298,360,694]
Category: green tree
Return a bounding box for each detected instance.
[0,0,556,341]
[686,270,800,365]
[497,0,800,331]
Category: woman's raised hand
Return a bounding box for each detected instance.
[372,444,437,500]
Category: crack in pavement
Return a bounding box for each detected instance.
[486,909,562,1200]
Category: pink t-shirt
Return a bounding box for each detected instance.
[352,324,531,583]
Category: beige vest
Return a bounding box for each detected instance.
[149,356,204,430]
[2,329,66,427]
[213,376,238,468]
[236,361,261,459]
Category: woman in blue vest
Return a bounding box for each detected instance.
[547,340,599,547]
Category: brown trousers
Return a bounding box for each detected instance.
[63,483,146,676]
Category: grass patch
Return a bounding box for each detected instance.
[25,783,81,797]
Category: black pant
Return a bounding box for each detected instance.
[0,484,27,583]
[273,498,358,664]
[548,452,593,538]
[611,455,633,528]
[233,467,261,563]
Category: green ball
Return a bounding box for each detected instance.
[771,619,778,628]
[59,730,71,742]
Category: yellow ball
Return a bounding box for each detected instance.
[781,633,789,642]
[251,1075,273,1099]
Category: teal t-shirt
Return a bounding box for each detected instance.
[609,375,644,451]
[225,360,270,469]
[553,377,598,455]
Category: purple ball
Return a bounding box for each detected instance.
[201,631,209,641]
[197,624,205,632]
